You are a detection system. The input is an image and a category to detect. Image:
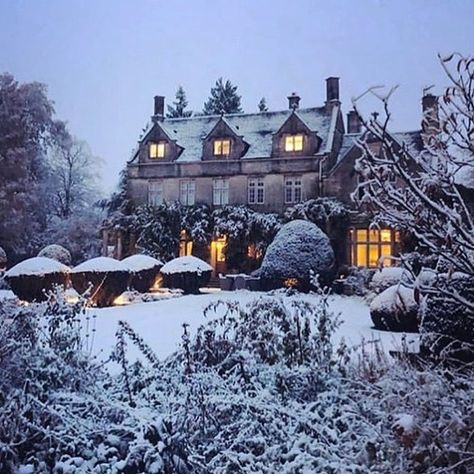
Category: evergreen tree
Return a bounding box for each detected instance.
[202,78,243,115]
[258,97,268,112]
[166,85,192,118]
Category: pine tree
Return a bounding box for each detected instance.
[202,78,243,115]
[166,85,192,118]
[258,97,268,112]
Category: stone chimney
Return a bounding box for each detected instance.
[347,109,362,134]
[326,77,340,105]
[153,95,165,121]
[288,92,300,110]
[421,93,439,141]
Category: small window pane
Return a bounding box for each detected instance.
[380,229,391,242]
[356,244,367,267]
[285,136,294,152]
[368,245,379,267]
[157,142,165,158]
[356,229,368,241]
[222,139,230,155]
[369,230,379,242]
[294,134,303,151]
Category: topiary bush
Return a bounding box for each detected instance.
[160,256,212,294]
[122,254,163,293]
[71,257,129,307]
[38,244,72,266]
[4,257,70,302]
[370,267,409,295]
[258,220,335,292]
[369,285,419,332]
[420,273,474,363]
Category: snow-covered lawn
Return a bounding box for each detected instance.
[0,288,419,368]
[84,290,419,368]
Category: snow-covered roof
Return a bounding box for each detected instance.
[121,254,164,272]
[72,257,128,273]
[6,257,70,277]
[160,256,213,274]
[135,107,333,162]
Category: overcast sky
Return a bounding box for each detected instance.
[1,0,473,192]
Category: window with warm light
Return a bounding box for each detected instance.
[248,177,265,204]
[213,139,231,156]
[284,134,304,152]
[211,237,226,263]
[179,180,196,206]
[148,181,163,206]
[349,228,399,267]
[284,176,302,204]
[149,141,166,159]
[179,230,193,257]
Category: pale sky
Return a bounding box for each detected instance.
[1,0,473,192]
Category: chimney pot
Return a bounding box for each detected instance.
[153,95,165,120]
[326,77,340,104]
[347,109,362,134]
[288,92,300,110]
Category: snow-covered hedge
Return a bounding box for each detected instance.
[71,257,129,307]
[421,273,474,362]
[38,243,72,266]
[370,266,409,294]
[122,254,163,293]
[161,256,212,294]
[4,257,70,302]
[258,219,335,291]
[370,284,419,332]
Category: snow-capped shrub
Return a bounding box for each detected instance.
[370,266,410,294]
[4,257,70,302]
[258,219,335,291]
[38,243,72,266]
[370,284,419,332]
[160,256,212,294]
[421,273,474,362]
[71,257,129,307]
[122,254,163,293]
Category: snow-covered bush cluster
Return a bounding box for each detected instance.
[1,291,474,472]
[37,243,72,266]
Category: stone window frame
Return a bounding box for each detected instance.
[148,180,163,206]
[213,178,229,206]
[284,175,303,204]
[248,177,265,204]
[179,179,196,206]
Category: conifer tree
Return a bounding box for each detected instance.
[166,85,192,118]
[202,78,243,115]
[258,97,268,112]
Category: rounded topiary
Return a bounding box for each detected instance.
[71,257,129,307]
[122,254,163,293]
[38,244,72,266]
[258,219,335,292]
[4,257,70,302]
[369,285,419,332]
[160,256,212,294]
[370,267,409,295]
[420,273,474,363]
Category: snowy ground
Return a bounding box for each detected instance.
[0,288,419,370]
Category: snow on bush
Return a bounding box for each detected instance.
[370,284,419,332]
[72,256,127,273]
[160,256,212,275]
[38,243,72,266]
[421,273,474,362]
[122,254,163,272]
[5,256,70,277]
[258,219,335,290]
[122,254,163,293]
[370,266,409,294]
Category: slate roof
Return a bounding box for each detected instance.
[134,106,334,162]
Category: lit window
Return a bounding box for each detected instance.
[213,178,229,206]
[149,141,166,159]
[284,176,302,204]
[179,230,193,257]
[349,228,400,267]
[213,139,231,156]
[211,237,226,263]
[179,180,195,206]
[148,181,163,206]
[248,177,265,204]
[284,134,304,152]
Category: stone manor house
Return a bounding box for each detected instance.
[109,77,435,275]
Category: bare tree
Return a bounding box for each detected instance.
[352,53,474,311]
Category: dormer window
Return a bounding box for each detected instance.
[285,134,304,152]
[149,141,166,159]
[213,138,231,157]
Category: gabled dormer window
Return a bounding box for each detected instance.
[284,134,304,152]
[213,138,231,157]
[149,141,166,159]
